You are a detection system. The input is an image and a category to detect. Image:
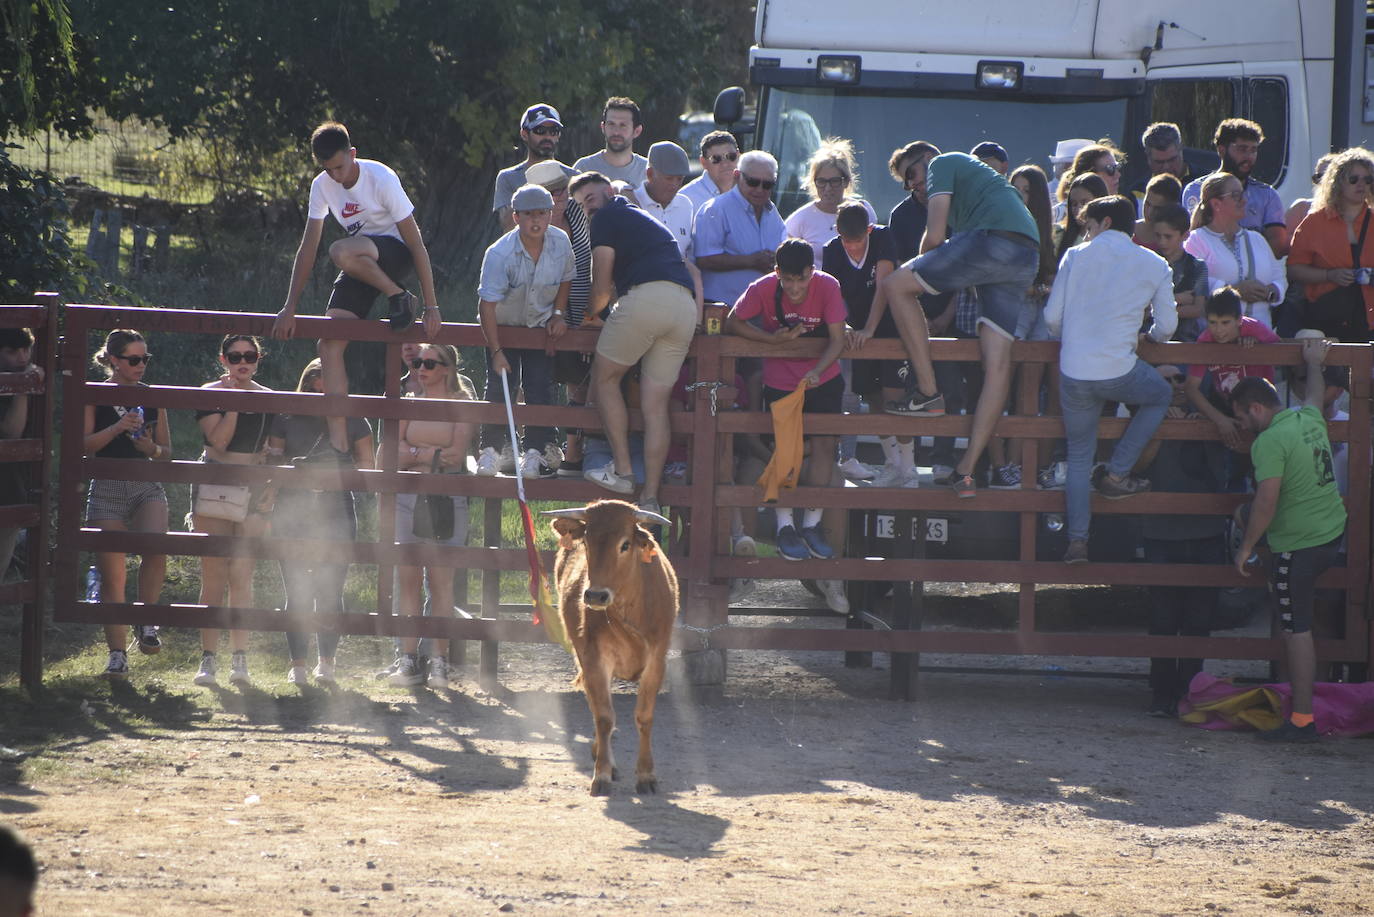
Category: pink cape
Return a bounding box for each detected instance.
[1179,671,1374,736]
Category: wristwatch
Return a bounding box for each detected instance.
[552,309,564,317]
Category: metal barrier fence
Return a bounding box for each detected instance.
[11,300,1373,696]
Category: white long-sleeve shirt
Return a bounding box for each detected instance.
[1045,229,1177,381]
[1183,225,1287,328]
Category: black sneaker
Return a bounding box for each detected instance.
[134,625,161,655]
[557,458,584,478]
[988,464,1021,490]
[387,290,421,330]
[886,386,945,417]
[1257,719,1318,743]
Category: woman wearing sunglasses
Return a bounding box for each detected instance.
[265,358,375,686]
[784,138,877,267]
[1184,174,1286,329]
[1053,143,1123,222]
[1288,147,1374,341]
[390,343,477,690]
[83,329,173,679]
[191,334,275,687]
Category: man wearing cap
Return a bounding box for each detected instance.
[1048,138,1093,202]
[476,184,576,478]
[972,142,1010,176]
[526,158,595,476]
[493,104,577,232]
[572,96,649,186]
[681,130,740,218]
[629,142,697,255]
[693,150,788,309]
[570,171,697,515]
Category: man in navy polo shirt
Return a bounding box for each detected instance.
[570,171,697,516]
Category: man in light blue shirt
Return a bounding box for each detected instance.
[692,150,787,306]
[1180,118,1287,257]
[681,130,740,218]
[476,183,576,478]
[1045,194,1176,564]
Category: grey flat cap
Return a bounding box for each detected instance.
[648,141,692,177]
[511,183,555,212]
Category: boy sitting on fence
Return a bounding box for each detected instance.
[1185,286,1281,452]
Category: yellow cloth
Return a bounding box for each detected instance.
[756,383,807,503]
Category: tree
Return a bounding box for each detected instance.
[0,0,97,138]
[67,0,738,298]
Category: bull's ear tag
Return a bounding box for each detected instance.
[640,541,658,564]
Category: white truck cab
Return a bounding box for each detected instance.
[719,0,1373,218]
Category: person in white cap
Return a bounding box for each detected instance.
[493,103,577,231]
[572,96,649,185]
[1048,138,1093,209]
[475,183,576,478]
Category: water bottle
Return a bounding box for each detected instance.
[129,406,145,439]
[84,566,101,603]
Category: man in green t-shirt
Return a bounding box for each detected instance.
[1232,338,1346,742]
[881,150,1040,498]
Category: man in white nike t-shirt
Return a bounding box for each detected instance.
[271,121,441,455]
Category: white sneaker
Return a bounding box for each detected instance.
[838,456,877,481]
[474,446,500,476]
[519,448,554,479]
[426,655,449,689]
[498,443,516,474]
[871,464,920,488]
[388,654,424,687]
[228,651,250,686]
[819,579,850,615]
[193,652,217,686]
[312,660,336,685]
[103,649,129,679]
[584,464,635,495]
[542,442,565,473]
[287,665,308,686]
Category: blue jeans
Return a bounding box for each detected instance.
[481,346,554,453]
[903,230,1038,337]
[1060,359,1171,541]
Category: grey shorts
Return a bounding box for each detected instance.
[85,479,167,526]
[395,491,470,548]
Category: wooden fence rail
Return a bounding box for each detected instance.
[3,298,1368,697]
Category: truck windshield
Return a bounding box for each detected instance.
[759,87,1129,218]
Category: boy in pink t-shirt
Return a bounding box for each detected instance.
[727,239,848,562]
[1186,286,1280,451]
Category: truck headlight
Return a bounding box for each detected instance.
[817,56,860,84]
[977,60,1024,91]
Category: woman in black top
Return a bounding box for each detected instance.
[191,335,274,688]
[82,329,173,679]
[264,358,375,686]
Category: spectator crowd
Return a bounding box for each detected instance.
[11,98,1360,741]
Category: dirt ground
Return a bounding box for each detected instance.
[4,585,1374,916]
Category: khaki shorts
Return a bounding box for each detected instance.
[595,280,696,384]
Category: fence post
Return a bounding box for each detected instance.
[85,210,106,260]
[130,224,149,276]
[19,293,59,690]
[102,208,123,277]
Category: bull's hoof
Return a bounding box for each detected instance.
[635,776,658,794]
[590,777,613,797]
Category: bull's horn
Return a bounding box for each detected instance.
[541,507,588,520]
[635,510,672,527]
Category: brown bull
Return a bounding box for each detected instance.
[545,500,678,796]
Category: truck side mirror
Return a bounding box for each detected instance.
[713,87,745,127]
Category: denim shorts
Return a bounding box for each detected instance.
[903,229,1039,338]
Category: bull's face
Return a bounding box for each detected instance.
[548,501,670,611]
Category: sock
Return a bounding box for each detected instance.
[880,436,900,466]
[802,508,823,529]
[897,438,916,472]
[1290,712,1314,728]
[775,508,794,531]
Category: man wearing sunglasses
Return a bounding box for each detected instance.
[1181,118,1288,258]
[681,130,741,218]
[493,103,578,232]
[693,150,788,311]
